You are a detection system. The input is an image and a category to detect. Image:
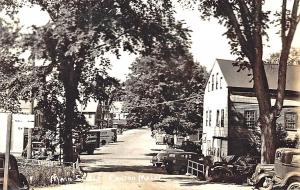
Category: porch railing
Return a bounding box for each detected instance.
[186,160,205,179]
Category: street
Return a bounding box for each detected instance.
[35,128,252,190]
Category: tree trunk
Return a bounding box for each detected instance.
[63,85,76,163]
[61,61,78,164]
[260,115,277,164]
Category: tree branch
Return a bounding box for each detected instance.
[252,0,272,116]
[222,0,255,62]
[274,0,300,112]
[237,0,254,51]
[281,0,287,43]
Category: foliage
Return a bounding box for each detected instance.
[267,48,300,65]
[0,14,25,112]
[94,76,122,127]
[124,54,208,135]
[18,164,81,187]
[0,0,191,162]
[181,0,300,163]
[249,123,298,154]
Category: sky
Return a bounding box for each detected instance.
[17,2,300,81]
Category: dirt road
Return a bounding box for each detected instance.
[35,128,252,190]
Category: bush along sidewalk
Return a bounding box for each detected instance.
[18,164,84,187]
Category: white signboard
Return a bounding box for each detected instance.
[13,114,35,128]
[0,113,25,156]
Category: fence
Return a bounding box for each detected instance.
[186,160,205,179]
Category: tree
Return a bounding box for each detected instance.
[124,54,208,135]
[184,0,299,163]
[0,11,24,112]
[0,0,191,163]
[267,48,300,65]
[94,76,121,128]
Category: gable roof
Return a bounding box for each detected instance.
[216,59,300,92]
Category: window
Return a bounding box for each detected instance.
[206,111,208,126]
[221,109,224,127]
[211,74,214,91]
[0,158,3,168]
[220,77,223,89]
[244,110,256,128]
[35,112,43,128]
[208,81,210,92]
[216,110,220,127]
[285,112,297,130]
[209,110,212,126]
[292,155,300,165]
[216,73,219,89]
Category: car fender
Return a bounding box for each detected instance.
[248,172,275,185]
[278,172,300,187]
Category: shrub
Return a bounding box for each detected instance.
[18,164,80,187]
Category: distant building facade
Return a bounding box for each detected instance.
[81,100,127,129]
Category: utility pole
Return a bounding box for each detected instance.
[4,113,12,190]
[27,51,35,159]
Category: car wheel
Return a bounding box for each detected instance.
[165,161,174,174]
[87,148,94,155]
[256,177,273,190]
[198,173,206,181]
[19,173,30,190]
[287,182,300,190]
[179,166,186,175]
[101,140,106,145]
[211,169,230,182]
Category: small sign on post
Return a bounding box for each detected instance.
[13,114,35,128]
[4,113,12,190]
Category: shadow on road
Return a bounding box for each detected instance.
[151,149,164,151]
[80,165,166,174]
[162,176,238,187]
[144,153,158,156]
[162,176,197,181]
[179,180,251,188]
[81,152,112,156]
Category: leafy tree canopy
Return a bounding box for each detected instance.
[124,53,208,135]
[180,0,300,164]
[0,0,192,162]
[267,48,300,65]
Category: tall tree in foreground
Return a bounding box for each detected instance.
[184,0,299,163]
[0,0,190,163]
[124,54,208,135]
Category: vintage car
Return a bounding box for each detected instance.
[163,151,203,174]
[0,153,29,190]
[209,155,258,184]
[272,148,300,189]
[247,163,275,188]
[151,148,184,167]
[249,148,300,190]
